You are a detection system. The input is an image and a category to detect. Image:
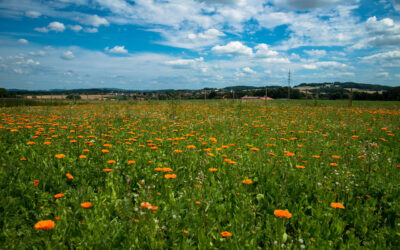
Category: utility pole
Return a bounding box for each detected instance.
[288,69,291,99]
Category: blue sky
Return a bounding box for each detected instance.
[0,0,399,90]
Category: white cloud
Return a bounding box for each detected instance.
[304,49,327,57]
[262,57,290,64]
[84,27,98,33]
[212,41,253,56]
[25,10,41,18]
[35,21,65,33]
[18,39,29,44]
[272,0,359,10]
[49,21,66,32]
[242,66,255,74]
[79,14,109,27]
[165,57,204,69]
[61,51,75,60]
[362,50,400,61]
[157,28,225,49]
[376,72,389,78]
[254,44,278,57]
[29,51,46,56]
[365,16,400,47]
[105,46,128,54]
[303,61,348,70]
[69,24,83,32]
[34,27,49,33]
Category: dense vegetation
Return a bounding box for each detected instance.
[0,100,399,248]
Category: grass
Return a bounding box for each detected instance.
[0,100,399,248]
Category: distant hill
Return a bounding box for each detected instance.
[296,82,390,92]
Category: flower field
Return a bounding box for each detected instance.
[0,100,399,248]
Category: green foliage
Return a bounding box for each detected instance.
[0,100,399,248]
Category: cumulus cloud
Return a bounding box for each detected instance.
[254,44,278,57]
[25,10,41,18]
[105,46,128,54]
[272,0,359,10]
[242,66,255,74]
[35,21,66,33]
[212,41,253,56]
[365,16,400,47]
[49,21,66,32]
[18,38,28,44]
[362,50,400,67]
[79,14,109,27]
[69,24,83,32]
[61,51,75,60]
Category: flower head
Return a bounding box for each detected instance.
[54,193,64,199]
[34,220,55,230]
[221,231,232,237]
[81,202,92,208]
[274,209,292,218]
[242,179,253,184]
[330,202,345,209]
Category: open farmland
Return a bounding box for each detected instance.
[0,100,399,249]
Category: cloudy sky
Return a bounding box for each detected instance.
[0,0,399,90]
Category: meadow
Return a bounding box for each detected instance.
[0,99,399,249]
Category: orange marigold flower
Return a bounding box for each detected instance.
[154,168,163,172]
[312,155,320,158]
[33,179,39,186]
[274,209,292,218]
[26,141,36,145]
[34,220,55,230]
[102,149,109,153]
[242,179,253,184]
[187,145,196,149]
[250,147,259,151]
[103,169,114,172]
[44,141,52,145]
[330,163,338,167]
[331,155,340,159]
[286,152,295,157]
[163,167,173,172]
[103,144,112,147]
[151,206,158,211]
[195,201,201,204]
[165,174,177,179]
[54,216,61,220]
[54,193,64,199]
[107,160,116,164]
[128,160,136,164]
[221,231,232,237]
[55,154,66,158]
[20,158,27,161]
[330,202,345,209]
[80,202,92,208]
[174,149,182,153]
[296,165,306,169]
[66,173,74,179]
[209,168,218,172]
[79,155,87,159]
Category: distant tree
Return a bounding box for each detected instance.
[66,94,81,100]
